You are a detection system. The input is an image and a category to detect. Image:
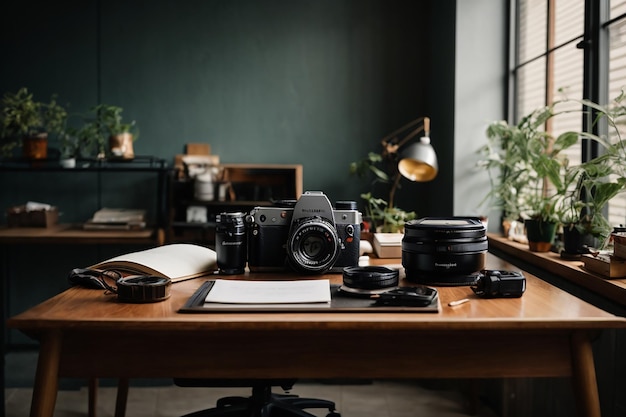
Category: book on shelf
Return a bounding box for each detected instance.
[582,253,626,278]
[83,208,147,230]
[89,243,217,282]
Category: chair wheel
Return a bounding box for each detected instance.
[326,413,341,417]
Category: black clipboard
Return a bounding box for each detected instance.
[178,280,440,313]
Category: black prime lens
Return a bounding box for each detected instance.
[216,212,247,274]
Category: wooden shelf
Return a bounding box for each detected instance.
[0,224,164,245]
[488,233,626,307]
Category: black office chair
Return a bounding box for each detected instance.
[173,378,341,417]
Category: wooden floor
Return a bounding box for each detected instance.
[5,379,499,417]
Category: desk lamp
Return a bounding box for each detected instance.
[381,116,438,207]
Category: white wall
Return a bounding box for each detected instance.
[454,0,508,232]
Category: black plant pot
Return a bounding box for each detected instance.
[562,224,596,256]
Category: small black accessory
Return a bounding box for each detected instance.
[373,286,437,307]
[68,268,121,289]
[342,266,399,289]
[339,266,399,296]
[68,268,171,303]
[116,275,172,303]
[471,269,526,298]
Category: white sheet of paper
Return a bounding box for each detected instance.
[204,279,331,304]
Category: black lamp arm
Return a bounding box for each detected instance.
[381,117,430,155]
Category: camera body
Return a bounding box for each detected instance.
[471,269,526,298]
[246,191,362,274]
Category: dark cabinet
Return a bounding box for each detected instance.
[168,164,303,245]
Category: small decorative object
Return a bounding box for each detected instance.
[372,233,403,258]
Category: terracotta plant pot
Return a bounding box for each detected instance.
[22,133,48,159]
[109,133,134,159]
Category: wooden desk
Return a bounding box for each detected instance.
[7,254,626,417]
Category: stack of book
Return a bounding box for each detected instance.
[582,233,626,278]
[83,208,147,231]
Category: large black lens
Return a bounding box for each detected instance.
[287,216,340,274]
[216,212,247,274]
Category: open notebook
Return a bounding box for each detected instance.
[89,243,217,282]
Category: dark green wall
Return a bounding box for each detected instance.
[1,0,454,216]
[1,1,456,342]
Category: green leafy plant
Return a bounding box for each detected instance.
[557,93,626,244]
[0,87,67,157]
[66,104,139,159]
[92,104,139,138]
[350,152,416,233]
[480,92,626,248]
[480,104,575,225]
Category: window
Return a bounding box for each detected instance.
[608,1,626,225]
[513,0,626,228]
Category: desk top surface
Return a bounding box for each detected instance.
[8,253,626,334]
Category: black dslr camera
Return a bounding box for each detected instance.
[246,191,362,274]
[471,269,526,298]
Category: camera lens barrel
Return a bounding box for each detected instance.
[402,217,487,286]
[216,212,247,275]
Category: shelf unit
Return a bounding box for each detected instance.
[0,156,170,244]
[168,163,303,244]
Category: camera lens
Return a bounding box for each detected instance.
[216,212,247,274]
[287,216,341,274]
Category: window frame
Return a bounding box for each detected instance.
[510,0,626,225]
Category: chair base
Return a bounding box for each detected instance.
[181,384,340,417]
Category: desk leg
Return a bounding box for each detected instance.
[114,378,129,417]
[88,378,98,417]
[30,331,61,417]
[571,331,600,417]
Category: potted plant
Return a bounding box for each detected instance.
[481,101,579,251]
[65,115,106,160]
[58,131,79,168]
[350,152,416,233]
[480,120,534,235]
[481,92,626,253]
[557,95,626,254]
[0,87,67,159]
[68,104,140,160]
[93,104,139,159]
